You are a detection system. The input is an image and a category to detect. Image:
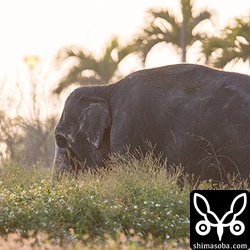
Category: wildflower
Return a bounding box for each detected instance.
[137,232,143,236]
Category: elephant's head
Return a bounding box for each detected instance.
[52,90,111,178]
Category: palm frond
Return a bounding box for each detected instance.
[117,43,136,62]
[148,8,180,32]
[133,0,214,63]
[192,10,212,30]
[202,15,250,68]
[54,37,135,94]
[53,65,84,94]
[201,37,226,61]
[55,46,84,69]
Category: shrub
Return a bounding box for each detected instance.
[0,151,248,248]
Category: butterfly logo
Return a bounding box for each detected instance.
[193,193,247,241]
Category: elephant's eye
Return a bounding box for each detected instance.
[56,135,68,148]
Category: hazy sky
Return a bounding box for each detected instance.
[0,0,250,79]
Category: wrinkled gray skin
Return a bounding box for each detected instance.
[53,64,250,182]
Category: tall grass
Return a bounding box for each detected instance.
[0,151,248,249]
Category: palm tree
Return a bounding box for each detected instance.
[202,16,250,68]
[133,0,214,64]
[54,37,134,94]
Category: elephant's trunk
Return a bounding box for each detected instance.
[51,144,70,183]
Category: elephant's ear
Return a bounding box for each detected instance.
[80,97,111,149]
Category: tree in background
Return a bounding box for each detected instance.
[201,15,250,68]
[54,37,134,95]
[132,0,214,64]
[0,59,57,167]
[0,111,21,162]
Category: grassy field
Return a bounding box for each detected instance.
[0,151,248,249]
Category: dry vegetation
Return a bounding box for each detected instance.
[0,150,249,249]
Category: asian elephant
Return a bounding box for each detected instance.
[53,63,250,182]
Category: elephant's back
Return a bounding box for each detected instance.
[119,63,250,93]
